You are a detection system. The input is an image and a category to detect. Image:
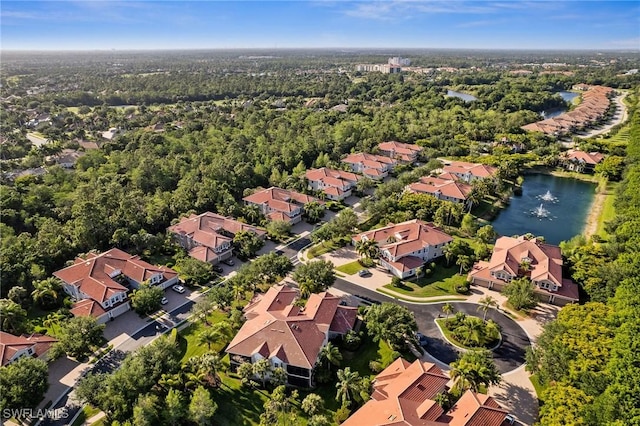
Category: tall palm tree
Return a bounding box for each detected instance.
[442,303,454,321]
[355,239,379,260]
[198,329,218,351]
[0,299,27,334]
[484,320,501,344]
[458,317,485,346]
[477,296,498,321]
[335,367,361,408]
[320,342,342,371]
[456,255,472,275]
[197,321,233,350]
[31,277,63,309]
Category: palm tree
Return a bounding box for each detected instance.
[253,358,271,388]
[298,280,314,298]
[0,299,27,334]
[320,342,342,371]
[477,296,498,321]
[456,255,472,275]
[450,350,500,393]
[484,320,501,344]
[198,329,218,351]
[335,367,361,408]
[355,239,379,260]
[457,317,485,346]
[31,277,63,309]
[442,303,454,321]
[197,321,233,350]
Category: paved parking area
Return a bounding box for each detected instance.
[318,246,392,291]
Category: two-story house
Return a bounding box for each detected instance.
[561,150,605,174]
[0,332,58,367]
[305,168,361,201]
[353,220,453,279]
[54,249,179,323]
[168,212,266,264]
[377,141,423,164]
[468,235,579,306]
[341,153,397,180]
[226,284,357,388]
[243,187,320,224]
[406,176,472,208]
[441,161,498,183]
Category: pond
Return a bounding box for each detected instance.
[446,90,477,102]
[490,173,596,245]
[542,91,580,119]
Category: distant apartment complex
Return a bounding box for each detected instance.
[377,141,423,163]
[54,249,178,323]
[388,56,411,66]
[342,152,397,180]
[468,235,579,306]
[226,285,357,387]
[407,176,473,207]
[305,167,361,201]
[353,220,453,278]
[355,63,402,74]
[441,160,498,183]
[168,212,266,264]
[243,187,321,224]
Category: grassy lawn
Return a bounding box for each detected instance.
[382,265,467,298]
[143,252,175,267]
[70,405,101,426]
[529,374,547,401]
[307,237,349,258]
[335,260,363,275]
[178,310,230,363]
[435,319,500,350]
[596,183,618,238]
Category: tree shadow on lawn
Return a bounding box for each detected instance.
[491,380,539,425]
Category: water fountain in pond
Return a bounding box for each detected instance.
[531,203,551,219]
[537,190,558,203]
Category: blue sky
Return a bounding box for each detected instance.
[1,1,639,50]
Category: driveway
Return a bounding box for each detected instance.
[319,246,391,291]
[331,278,530,374]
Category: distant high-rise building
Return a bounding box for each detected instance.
[388,57,411,66]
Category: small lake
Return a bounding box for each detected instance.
[490,173,596,245]
[558,91,579,103]
[541,91,580,118]
[446,90,477,102]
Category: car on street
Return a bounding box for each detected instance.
[171,284,186,294]
[160,297,169,305]
[416,332,428,347]
[505,414,516,425]
[358,268,372,277]
[222,258,235,266]
[212,265,224,273]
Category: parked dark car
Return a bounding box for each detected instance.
[212,265,224,273]
[222,258,235,266]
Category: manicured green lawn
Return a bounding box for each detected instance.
[435,318,500,350]
[382,265,466,298]
[307,237,349,258]
[596,184,618,238]
[529,373,547,400]
[335,260,363,275]
[179,310,230,363]
[70,405,101,426]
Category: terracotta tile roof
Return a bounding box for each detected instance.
[343,152,397,170]
[54,248,177,303]
[70,299,107,318]
[226,285,356,369]
[378,141,423,162]
[0,331,58,367]
[442,161,498,180]
[438,391,507,426]
[354,220,453,259]
[564,150,605,165]
[306,168,361,185]
[408,176,472,201]
[244,187,321,221]
[468,236,578,301]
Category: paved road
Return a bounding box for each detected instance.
[332,278,530,374]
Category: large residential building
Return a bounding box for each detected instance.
[406,176,473,207]
[168,212,266,264]
[344,358,510,426]
[441,161,498,183]
[54,249,178,323]
[356,64,402,74]
[0,332,57,367]
[388,57,411,66]
[468,235,579,306]
[560,150,605,173]
[377,141,423,164]
[243,187,320,224]
[342,153,397,180]
[305,168,361,201]
[353,220,453,278]
[226,284,357,387]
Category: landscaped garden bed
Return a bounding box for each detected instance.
[435,313,501,350]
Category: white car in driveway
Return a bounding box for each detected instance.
[171,285,186,294]
[160,297,169,305]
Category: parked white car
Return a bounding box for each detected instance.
[171,285,186,294]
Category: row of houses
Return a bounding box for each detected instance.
[522,85,614,136]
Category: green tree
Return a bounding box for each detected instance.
[476,225,497,244]
[364,302,417,350]
[173,255,214,286]
[450,349,501,393]
[0,299,28,334]
[443,239,472,267]
[253,358,271,388]
[0,357,49,412]
[355,238,379,260]
[266,220,292,241]
[319,341,342,371]
[304,201,326,224]
[7,286,29,309]
[331,208,358,237]
[197,321,233,351]
[595,156,624,181]
[31,277,64,309]
[502,277,537,310]
[442,302,454,321]
[456,254,473,275]
[130,283,164,315]
[233,230,265,259]
[164,389,187,426]
[301,393,324,416]
[460,213,477,236]
[477,295,498,321]
[191,297,215,325]
[52,316,105,359]
[293,260,336,297]
[335,367,362,407]
[188,386,217,425]
[132,394,160,426]
[539,383,593,426]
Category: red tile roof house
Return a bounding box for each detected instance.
[406,176,473,209]
[561,150,605,174]
[226,284,357,388]
[441,161,498,183]
[353,220,453,279]
[377,141,423,164]
[0,331,58,367]
[305,167,361,201]
[468,235,579,306]
[54,248,179,323]
[342,153,397,181]
[167,212,266,264]
[343,357,510,426]
[243,187,321,224]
